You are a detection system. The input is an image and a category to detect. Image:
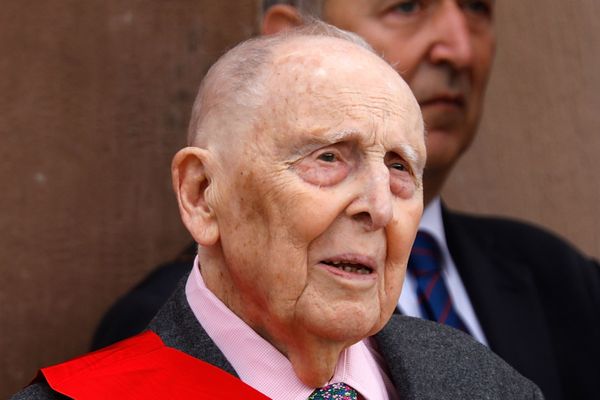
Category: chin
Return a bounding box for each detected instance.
[306,309,382,343]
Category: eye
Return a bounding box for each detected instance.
[390,0,421,15]
[462,0,493,18]
[385,152,416,198]
[390,162,407,172]
[293,144,354,187]
[317,152,337,163]
[385,152,410,174]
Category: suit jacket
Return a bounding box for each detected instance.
[441,208,600,400]
[90,206,600,400]
[13,279,543,400]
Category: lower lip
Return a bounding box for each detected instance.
[420,100,464,111]
[317,263,377,282]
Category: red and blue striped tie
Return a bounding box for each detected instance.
[408,231,470,334]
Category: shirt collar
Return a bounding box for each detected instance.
[419,196,449,255]
[185,259,395,400]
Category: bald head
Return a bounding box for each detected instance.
[186,21,373,147]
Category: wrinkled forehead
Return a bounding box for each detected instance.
[260,37,424,143]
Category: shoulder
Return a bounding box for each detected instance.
[10,382,66,400]
[376,316,544,399]
[91,249,194,349]
[445,208,577,249]
[444,208,600,280]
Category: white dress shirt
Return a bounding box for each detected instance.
[398,197,488,345]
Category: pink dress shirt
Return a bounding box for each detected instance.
[185,258,399,400]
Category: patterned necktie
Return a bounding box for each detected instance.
[308,382,358,400]
[408,231,470,333]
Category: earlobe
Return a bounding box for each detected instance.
[172,147,219,247]
[261,4,304,35]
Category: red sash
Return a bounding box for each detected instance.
[37,331,270,399]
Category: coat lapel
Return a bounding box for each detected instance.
[442,206,561,395]
[147,277,238,377]
[374,315,544,400]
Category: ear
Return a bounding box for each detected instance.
[261,4,304,35]
[172,147,219,247]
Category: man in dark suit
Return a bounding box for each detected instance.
[13,25,543,399]
[93,1,600,399]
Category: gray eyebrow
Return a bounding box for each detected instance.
[289,129,362,156]
[398,143,425,177]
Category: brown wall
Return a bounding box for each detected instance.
[1,1,598,396]
[0,1,259,396]
[444,0,600,257]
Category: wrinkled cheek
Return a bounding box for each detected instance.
[284,198,343,247]
[258,248,311,306]
[224,172,271,229]
[380,263,404,315]
[390,176,416,199]
[385,218,417,266]
[381,205,421,308]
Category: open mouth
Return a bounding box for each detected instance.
[321,259,373,275]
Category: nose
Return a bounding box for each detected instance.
[346,164,393,232]
[428,2,474,69]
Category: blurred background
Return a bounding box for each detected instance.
[1,0,598,396]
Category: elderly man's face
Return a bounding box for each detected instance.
[208,39,425,350]
[323,0,495,180]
